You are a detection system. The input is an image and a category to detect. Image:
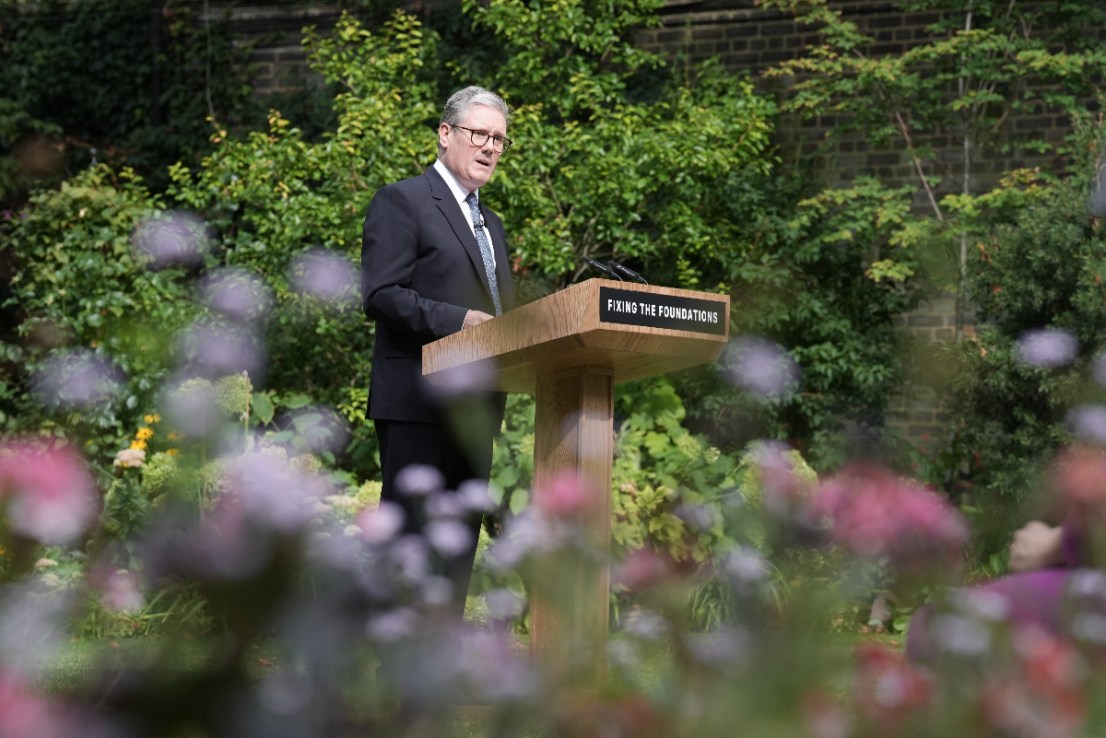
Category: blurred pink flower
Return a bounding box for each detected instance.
[97,569,145,614]
[980,626,1087,738]
[614,547,678,592]
[809,463,967,571]
[533,472,590,519]
[803,690,852,738]
[749,440,815,516]
[853,643,933,731]
[0,439,99,545]
[0,669,69,738]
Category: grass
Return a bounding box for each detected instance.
[25,628,903,736]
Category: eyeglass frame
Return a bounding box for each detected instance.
[451,124,513,153]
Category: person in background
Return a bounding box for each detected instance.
[906,446,1105,663]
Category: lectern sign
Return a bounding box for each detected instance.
[599,286,726,336]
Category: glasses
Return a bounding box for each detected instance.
[452,125,513,153]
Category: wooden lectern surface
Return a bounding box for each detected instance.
[422,279,731,393]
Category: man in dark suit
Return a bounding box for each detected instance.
[361,86,514,619]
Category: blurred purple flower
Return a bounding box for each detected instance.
[174,499,273,580]
[357,501,405,545]
[722,546,770,587]
[387,536,431,585]
[949,588,1011,623]
[418,576,454,608]
[1071,612,1106,645]
[161,378,221,438]
[176,320,265,380]
[722,335,800,398]
[221,449,334,532]
[30,350,123,410]
[276,405,349,456]
[395,465,444,497]
[483,588,524,621]
[1069,569,1106,601]
[132,211,210,270]
[367,608,418,642]
[1067,405,1106,445]
[425,491,466,519]
[460,630,537,701]
[200,268,273,323]
[0,583,76,677]
[456,480,496,513]
[289,248,358,308]
[0,439,99,545]
[1092,352,1106,388]
[1016,328,1078,369]
[932,613,992,657]
[687,627,750,669]
[423,354,497,398]
[486,509,563,571]
[95,569,145,614]
[425,518,473,558]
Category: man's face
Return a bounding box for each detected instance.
[438,104,508,193]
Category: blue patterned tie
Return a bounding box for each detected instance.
[465,192,503,316]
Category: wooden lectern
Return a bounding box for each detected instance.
[423,278,730,680]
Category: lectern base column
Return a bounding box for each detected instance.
[529,365,614,683]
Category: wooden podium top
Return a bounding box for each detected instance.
[422,279,731,394]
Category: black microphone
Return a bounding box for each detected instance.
[607,261,648,284]
[582,256,622,280]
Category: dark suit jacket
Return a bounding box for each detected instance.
[361,165,514,425]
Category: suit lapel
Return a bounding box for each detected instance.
[423,166,505,307]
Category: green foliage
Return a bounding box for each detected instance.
[611,379,739,564]
[928,171,1106,558]
[463,0,665,119]
[0,0,258,205]
[0,165,194,456]
[678,173,923,469]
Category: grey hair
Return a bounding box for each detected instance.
[440,86,511,127]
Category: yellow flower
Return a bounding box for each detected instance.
[166,449,180,456]
[130,440,148,451]
[167,432,182,442]
[143,414,161,424]
[135,427,154,441]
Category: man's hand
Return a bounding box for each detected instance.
[1008,521,1064,572]
[462,309,494,328]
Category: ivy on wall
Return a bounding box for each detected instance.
[0,0,258,207]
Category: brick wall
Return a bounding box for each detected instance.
[635,1,1084,203]
[888,295,960,451]
[196,3,345,96]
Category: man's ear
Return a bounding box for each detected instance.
[438,123,451,150]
